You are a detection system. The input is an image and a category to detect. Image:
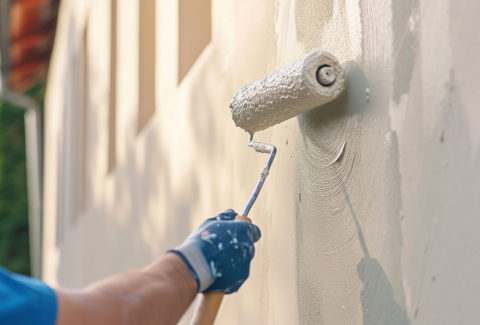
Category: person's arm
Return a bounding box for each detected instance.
[54,209,261,325]
[55,253,196,325]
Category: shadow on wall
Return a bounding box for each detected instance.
[54,15,199,284]
[344,168,411,325]
[357,257,411,325]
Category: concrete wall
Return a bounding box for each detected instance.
[42,0,480,324]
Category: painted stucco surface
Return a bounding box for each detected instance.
[42,0,480,324]
[294,0,480,324]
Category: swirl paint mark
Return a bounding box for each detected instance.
[297,108,361,255]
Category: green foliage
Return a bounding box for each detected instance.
[0,83,45,275]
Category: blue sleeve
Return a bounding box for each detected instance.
[0,266,58,325]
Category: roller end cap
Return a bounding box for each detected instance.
[316,65,336,86]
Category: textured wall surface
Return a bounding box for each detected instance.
[42,0,480,324]
[294,0,480,323]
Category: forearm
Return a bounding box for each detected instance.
[56,253,197,325]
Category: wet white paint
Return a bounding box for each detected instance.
[230,51,346,134]
[248,141,274,154]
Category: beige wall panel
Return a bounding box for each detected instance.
[138,0,156,131]
[178,0,211,84]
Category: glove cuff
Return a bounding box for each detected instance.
[169,242,213,292]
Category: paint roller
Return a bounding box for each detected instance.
[190,50,346,325]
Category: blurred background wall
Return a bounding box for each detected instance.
[40,0,480,324]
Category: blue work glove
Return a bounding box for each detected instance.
[169,209,261,294]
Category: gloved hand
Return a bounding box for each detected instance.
[169,209,261,294]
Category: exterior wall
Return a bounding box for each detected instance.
[42,0,480,324]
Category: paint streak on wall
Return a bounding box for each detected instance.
[294,1,376,323]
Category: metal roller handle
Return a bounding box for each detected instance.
[242,135,277,217]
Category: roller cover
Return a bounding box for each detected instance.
[230,51,345,134]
